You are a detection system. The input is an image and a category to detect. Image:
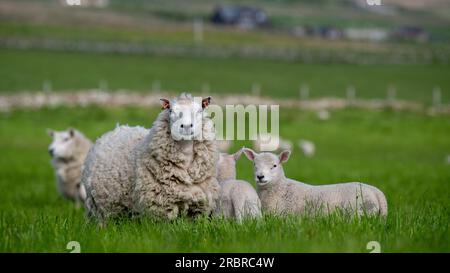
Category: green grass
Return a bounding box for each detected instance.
[1,48,450,104]
[0,106,449,252]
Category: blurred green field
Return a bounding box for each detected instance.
[0,106,449,252]
[1,48,450,104]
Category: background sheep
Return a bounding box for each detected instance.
[215,149,261,221]
[243,148,388,217]
[317,109,330,121]
[252,133,292,153]
[47,128,92,206]
[298,139,316,157]
[82,93,219,221]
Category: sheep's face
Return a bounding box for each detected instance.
[216,149,242,182]
[161,93,211,141]
[47,129,77,160]
[243,148,290,186]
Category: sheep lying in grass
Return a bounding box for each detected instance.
[242,148,388,217]
[48,128,92,206]
[215,149,261,221]
[298,139,315,157]
[82,93,219,222]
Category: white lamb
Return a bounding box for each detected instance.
[47,128,92,206]
[215,149,262,221]
[242,148,388,217]
[82,93,219,222]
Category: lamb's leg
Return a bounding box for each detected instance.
[231,193,246,222]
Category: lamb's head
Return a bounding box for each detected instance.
[216,148,242,182]
[47,128,79,160]
[243,148,291,187]
[161,93,211,141]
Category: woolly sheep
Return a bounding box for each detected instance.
[82,93,219,221]
[317,109,330,120]
[252,133,292,153]
[48,128,92,206]
[242,148,388,217]
[298,139,315,157]
[215,149,262,221]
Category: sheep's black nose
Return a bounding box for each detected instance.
[48,148,54,157]
[257,175,264,181]
[181,123,193,129]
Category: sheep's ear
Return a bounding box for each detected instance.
[68,128,75,137]
[242,148,256,162]
[47,129,54,138]
[202,96,211,109]
[279,150,291,164]
[160,98,170,110]
[233,149,243,161]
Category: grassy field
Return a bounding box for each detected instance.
[0,106,449,252]
[1,48,450,104]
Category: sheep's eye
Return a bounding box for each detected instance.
[273,164,277,168]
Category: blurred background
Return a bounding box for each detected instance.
[0,0,449,252]
[0,0,449,101]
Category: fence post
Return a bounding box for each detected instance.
[346,85,356,105]
[300,84,309,100]
[99,79,108,92]
[433,86,441,108]
[387,85,396,104]
[193,19,204,44]
[43,80,52,93]
[152,80,161,93]
[252,83,261,97]
[201,83,210,96]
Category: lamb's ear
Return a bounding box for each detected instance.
[279,150,291,164]
[242,148,256,162]
[233,148,243,161]
[47,129,54,138]
[68,128,75,138]
[160,98,170,110]
[202,96,211,109]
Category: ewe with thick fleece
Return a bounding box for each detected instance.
[215,149,261,221]
[243,148,387,216]
[82,93,219,221]
[48,128,92,204]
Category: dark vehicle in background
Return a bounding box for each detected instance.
[211,5,269,29]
